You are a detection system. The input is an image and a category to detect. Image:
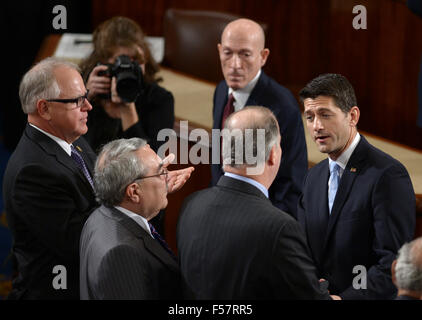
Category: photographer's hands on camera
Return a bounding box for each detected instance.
[86,62,141,131]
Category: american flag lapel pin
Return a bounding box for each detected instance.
[76,146,83,153]
[350,167,357,173]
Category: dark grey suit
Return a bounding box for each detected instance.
[80,205,183,299]
[177,175,330,300]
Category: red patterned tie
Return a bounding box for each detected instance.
[221,93,235,129]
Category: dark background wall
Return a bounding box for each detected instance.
[1,0,92,152]
[91,0,422,151]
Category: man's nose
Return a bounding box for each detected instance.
[230,54,242,69]
[81,99,93,111]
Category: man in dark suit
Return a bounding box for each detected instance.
[3,57,193,300]
[80,138,192,299]
[392,237,422,300]
[177,106,331,300]
[3,57,96,299]
[297,73,416,299]
[211,18,307,217]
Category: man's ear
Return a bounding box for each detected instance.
[349,106,360,127]
[391,259,397,287]
[267,143,277,166]
[260,48,270,67]
[126,182,141,203]
[37,100,52,121]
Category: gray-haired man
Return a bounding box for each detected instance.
[392,237,422,300]
[80,137,193,299]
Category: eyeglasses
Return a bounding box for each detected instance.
[46,90,89,109]
[131,170,168,185]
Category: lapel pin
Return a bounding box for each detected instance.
[350,167,356,172]
[76,146,83,153]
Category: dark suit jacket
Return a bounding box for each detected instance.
[80,205,183,299]
[177,175,330,300]
[211,71,308,217]
[297,136,415,299]
[3,124,97,299]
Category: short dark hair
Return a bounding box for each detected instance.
[299,73,357,113]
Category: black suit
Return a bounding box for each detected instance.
[3,124,97,299]
[177,175,330,300]
[212,72,308,217]
[297,136,415,299]
[80,206,183,299]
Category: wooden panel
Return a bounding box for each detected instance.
[91,0,422,150]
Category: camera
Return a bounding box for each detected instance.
[97,54,144,103]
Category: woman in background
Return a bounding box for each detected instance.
[80,16,174,154]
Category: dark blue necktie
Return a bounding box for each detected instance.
[148,222,177,260]
[70,145,94,190]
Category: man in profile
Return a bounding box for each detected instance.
[211,18,307,217]
[80,138,193,299]
[178,106,330,300]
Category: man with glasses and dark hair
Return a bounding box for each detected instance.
[3,57,193,299]
[80,138,188,299]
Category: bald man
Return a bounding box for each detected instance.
[178,107,330,299]
[211,18,307,218]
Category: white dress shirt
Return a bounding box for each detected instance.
[228,69,261,112]
[114,206,154,238]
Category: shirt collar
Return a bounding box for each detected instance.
[224,172,269,198]
[114,206,154,238]
[328,132,361,173]
[29,123,72,156]
[228,69,261,111]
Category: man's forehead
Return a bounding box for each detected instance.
[303,96,337,111]
[137,146,162,171]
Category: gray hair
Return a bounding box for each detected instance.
[94,138,148,207]
[395,238,422,293]
[222,106,280,168]
[19,57,80,114]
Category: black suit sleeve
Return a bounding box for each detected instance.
[272,219,331,300]
[340,163,415,300]
[96,245,152,299]
[12,164,93,262]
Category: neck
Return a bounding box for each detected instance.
[329,127,357,161]
[224,165,271,189]
[397,289,421,299]
[28,114,76,144]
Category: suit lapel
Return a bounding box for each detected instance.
[245,71,266,107]
[306,160,330,264]
[214,82,229,130]
[107,207,180,273]
[323,137,367,250]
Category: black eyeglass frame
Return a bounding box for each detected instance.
[46,90,89,108]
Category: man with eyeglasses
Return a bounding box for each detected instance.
[3,57,193,300]
[80,138,189,299]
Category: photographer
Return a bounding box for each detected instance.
[80,16,174,154]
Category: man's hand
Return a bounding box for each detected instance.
[330,295,342,300]
[162,154,194,193]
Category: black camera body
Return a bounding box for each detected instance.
[97,54,144,103]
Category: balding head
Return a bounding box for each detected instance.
[221,19,266,50]
[222,106,281,187]
[218,19,269,90]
